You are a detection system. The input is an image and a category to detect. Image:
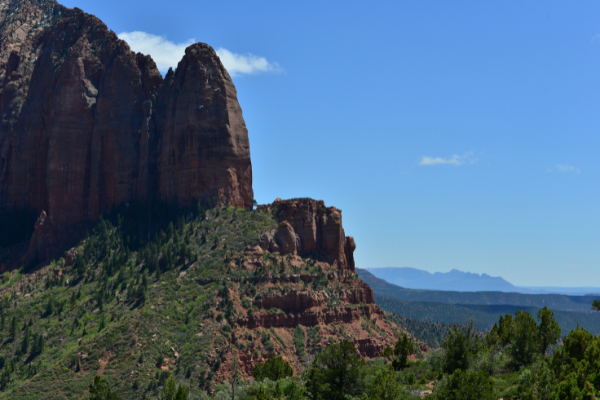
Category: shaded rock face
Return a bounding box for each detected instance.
[259,199,356,271]
[0,2,253,238]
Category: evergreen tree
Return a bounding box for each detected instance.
[511,310,538,366]
[441,325,470,373]
[89,375,121,400]
[303,340,366,400]
[252,356,294,382]
[142,269,148,289]
[9,316,16,341]
[433,369,495,400]
[497,314,515,347]
[368,368,406,400]
[382,333,415,370]
[20,326,30,354]
[537,306,561,355]
[160,375,190,400]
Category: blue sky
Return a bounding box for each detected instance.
[63,0,600,287]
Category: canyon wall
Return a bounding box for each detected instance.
[0,1,253,237]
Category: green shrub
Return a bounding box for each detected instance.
[252,356,294,382]
[303,340,366,400]
[382,333,415,371]
[433,369,495,400]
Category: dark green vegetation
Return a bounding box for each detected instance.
[0,200,402,399]
[252,356,293,382]
[0,201,285,399]
[374,294,600,335]
[382,334,415,370]
[358,268,600,313]
[93,310,600,399]
[384,314,483,349]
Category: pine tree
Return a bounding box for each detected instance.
[142,270,148,290]
[10,316,16,341]
[537,306,561,355]
[21,327,30,354]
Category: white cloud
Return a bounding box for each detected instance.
[214,48,282,77]
[555,164,580,174]
[118,31,194,73]
[592,34,600,43]
[418,152,477,166]
[117,31,281,77]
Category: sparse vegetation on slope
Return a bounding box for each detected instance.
[0,201,403,399]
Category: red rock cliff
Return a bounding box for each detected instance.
[0,1,253,233]
[258,199,356,271]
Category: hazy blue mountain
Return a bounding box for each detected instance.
[357,268,600,313]
[366,267,600,295]
[367,267,517,292]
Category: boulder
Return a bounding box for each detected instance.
[275,221,298,256]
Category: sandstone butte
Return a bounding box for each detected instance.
[0,1,252,261]
[0,2,421,378]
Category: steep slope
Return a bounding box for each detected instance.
[0,200,410,399]
[0,1,253,263]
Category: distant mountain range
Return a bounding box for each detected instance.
[365,267,600,295]
[357,269,599,313]
[357,268,600,335]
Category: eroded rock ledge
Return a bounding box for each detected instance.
[257,198,356,271]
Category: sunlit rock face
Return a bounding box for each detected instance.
[0,2,253,235]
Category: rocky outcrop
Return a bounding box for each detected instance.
[237,304,381,330]
[0,2,253,253]
[340,278,374,304]
[355,338,387,358]
[155,45,252,209]
[258,199,356,271]
[23,211,56,264]
[256,290,326,312]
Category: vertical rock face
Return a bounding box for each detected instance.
[155,44,253,209]
[259,199,356,271]
[0,1,253,242]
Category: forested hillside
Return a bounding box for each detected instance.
[374,295,600,334]
[358,269,598,313]
[0,201,407,399]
